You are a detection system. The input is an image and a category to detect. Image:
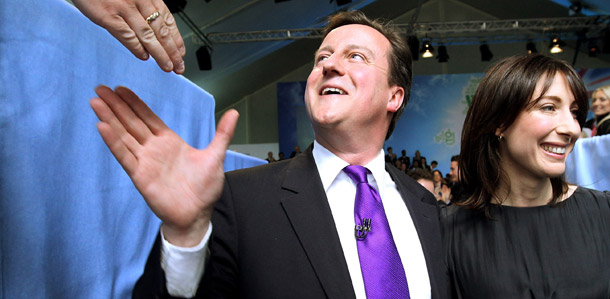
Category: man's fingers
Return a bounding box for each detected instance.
[96,122,139,174]
[94,85,153,144]
[90,97,140,174]
[208,109,239,157]
[115,86,169,134]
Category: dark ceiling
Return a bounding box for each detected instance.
[171,0,610,113]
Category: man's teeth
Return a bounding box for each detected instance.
[543,145,566,154]
[322,87,346,95]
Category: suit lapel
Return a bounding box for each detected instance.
[279,146,356,299]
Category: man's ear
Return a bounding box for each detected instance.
[387,86,404,113]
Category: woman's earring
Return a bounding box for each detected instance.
[498,135,504,141]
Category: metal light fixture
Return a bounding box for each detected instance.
[420,41,434,58]
[526,41,538,54]
[436,45,449,63]
[549,36,565,54]
[480,43,493,61]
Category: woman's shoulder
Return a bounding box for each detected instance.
[570,186,610,200]
[564,187,610,212]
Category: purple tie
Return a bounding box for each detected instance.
[343,165,410,299]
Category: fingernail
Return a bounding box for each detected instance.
[142,52,149,60]
[176,61,185,73]
[179,46,186,56]
[166,61,174,71]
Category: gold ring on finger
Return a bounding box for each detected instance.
[146,11,160,24]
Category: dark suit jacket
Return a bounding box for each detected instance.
[134,146,450,298]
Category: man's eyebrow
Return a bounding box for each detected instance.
[314,45,332,57]
[314,44,375,58]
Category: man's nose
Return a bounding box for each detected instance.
[322,55,345,77]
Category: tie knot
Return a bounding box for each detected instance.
[343,165,370,184]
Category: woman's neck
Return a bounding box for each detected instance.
[495,178,553,207]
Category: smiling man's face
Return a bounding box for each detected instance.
[304,24,403,140]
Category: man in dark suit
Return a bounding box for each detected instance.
[90,11,449,299]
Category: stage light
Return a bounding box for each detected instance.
[549,36,565,54]
[407,36,420,61]
[526,41,538,54]
[436,45,449,63]
[196,46,212,70]
[420,41,434,58]
[480,43,493,61]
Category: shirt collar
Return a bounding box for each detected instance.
[312,140,387,192]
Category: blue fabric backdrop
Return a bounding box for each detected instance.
[0,0,264,298]
[565,134,610,191]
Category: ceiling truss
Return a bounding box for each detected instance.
[198,15,610,46]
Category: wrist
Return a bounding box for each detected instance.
[161,218,211,247]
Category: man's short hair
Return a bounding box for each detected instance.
[408,168,434,182]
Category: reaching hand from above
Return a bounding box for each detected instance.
[73,0,186,74]
[90,86,239,246]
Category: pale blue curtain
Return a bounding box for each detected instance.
[0,0,264,297]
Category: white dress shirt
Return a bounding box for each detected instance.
[312,140,431,299]
[162,141,431,298]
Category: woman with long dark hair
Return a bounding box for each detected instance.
[443,54,610,298]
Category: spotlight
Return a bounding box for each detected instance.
[549,36,565,54]
[196,46,212,70]
[436,45,449,63]
[407,36,420,61]
[588,38,598,57]
[526,41,538,54]
[420,41,434,58]
[480,43,493,61]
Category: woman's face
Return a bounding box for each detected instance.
[433,171,442,182]
[498,74,581,182]
[592,90,610,117]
